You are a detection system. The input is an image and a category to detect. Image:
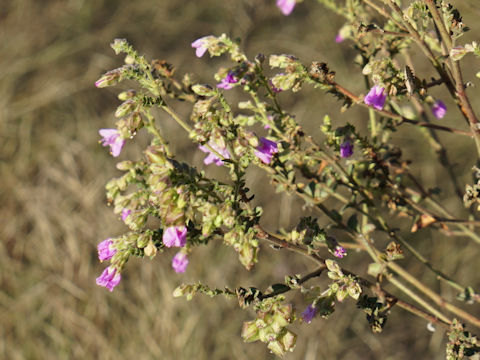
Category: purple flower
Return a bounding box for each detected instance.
[97,238,117,261]
[199,141,231,166]
[335,33,344,43]
[364,85,387,110]
[270,82,282,93]
[191,36,211,58]
[163,225,187,248]
[172,252,189,273]
[121,208,131,221]
[269,76,284,93]
[99,129,125,157]
[277,0,296,16]
[302,304,318,324]
[431,100,447,119]
[254,137,279,164]
[340,141,353,158]
[96,266,121,292]
[217,71,238,90]
[334,246,347,258]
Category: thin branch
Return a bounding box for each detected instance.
[328,81,473,137]
[258,267,326,300]
[424,0,480,156]
[257,227,451,328]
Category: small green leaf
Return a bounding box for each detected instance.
[367,263,384,277]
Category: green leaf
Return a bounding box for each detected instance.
[367,263,384,277]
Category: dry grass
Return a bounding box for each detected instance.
[2,0,480,359]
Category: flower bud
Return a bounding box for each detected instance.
[115,99,136,118]
[241,320,260,343]
[270,73,296,92]
[336,286,348,302]
[136,232,152,249]
[124,54,135,65]
[255,53,265,64]
[267,341,284,357]
[145,145,167,165]
[269,54,298,68]
[173,284,189,298]
[258,326,277,343]
[245,131,259,147]
[347,281,362,300]
[450,46,469,61]
[191,84,215,97]
[278,330,297,352]
[110,38,128,55]
[116,161,134,171]
[95,69,121,88]
[118,89,136,101]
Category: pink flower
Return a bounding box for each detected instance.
[99,129,125,157]
[276,0,296,16]
[217,71,238,90]
[254,137,278,164]
[163,225,188,248]
[96,266,121,292]
[335,33,344,43]
[97,238,117,261]
[364,85,387,110]
[340,141,353,158]
[191,36,212,58]
[121,208,131,221]
[431,100,447,119]
[172,252,189,273]
[302,304,317,324]
[199,141,231,166]
[334,246,347,258]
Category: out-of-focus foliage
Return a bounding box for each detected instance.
[2,0,480,359]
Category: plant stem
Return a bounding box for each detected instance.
[326,81,472,137]
[257,227,452,328]
[424,0,480,157]
[388,261,480,328]
[387,276,452,325]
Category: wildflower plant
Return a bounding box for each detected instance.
[94,1,480,357]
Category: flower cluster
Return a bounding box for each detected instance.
[93,4,480,354]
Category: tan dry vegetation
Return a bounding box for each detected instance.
[1,0,480,359]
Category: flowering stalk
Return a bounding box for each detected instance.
[92,2,480,355]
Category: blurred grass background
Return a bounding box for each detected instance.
[2,0,480,359]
